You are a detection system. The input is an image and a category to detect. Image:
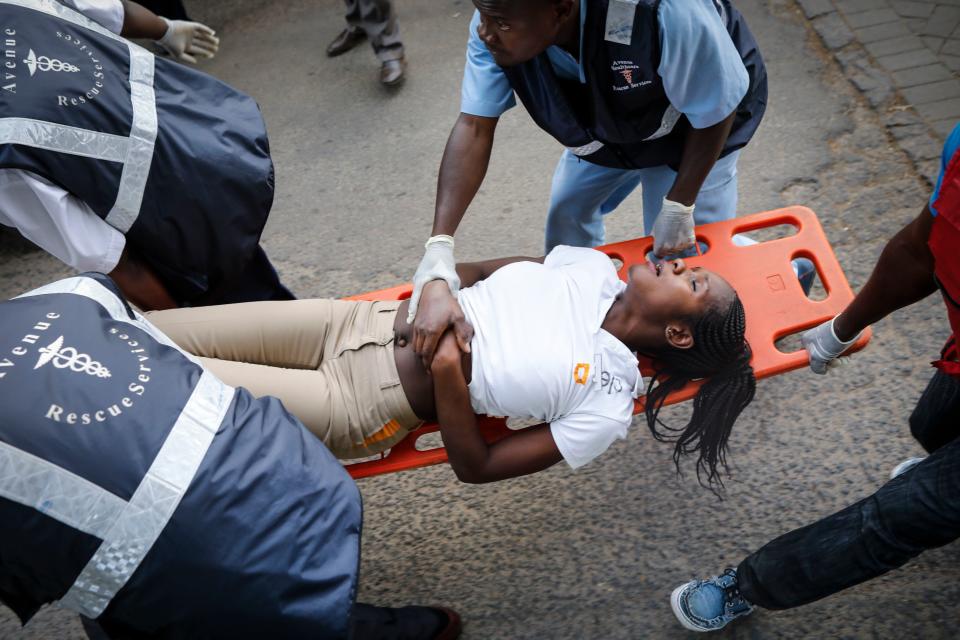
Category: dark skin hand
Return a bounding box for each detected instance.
[120,1,169,40]
[833,206,937,341]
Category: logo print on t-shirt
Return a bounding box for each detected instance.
[573,362,590,385]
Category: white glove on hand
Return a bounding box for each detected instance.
[652,198,696,257]
[157,18,220,64]
[801,316,862,375]
[406,235,461,323]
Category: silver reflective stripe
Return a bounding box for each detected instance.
[567,140,605,157]
[0,118,128,162]
[0,0,160,235]
[59,370,232,618]
[104,46,158,234]
[16,276,234,617]
[643,105,682,142]
[0,441,125,539]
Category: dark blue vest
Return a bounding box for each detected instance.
[501,0,767,169]
[0,274,361,638]
[0,1,280,304]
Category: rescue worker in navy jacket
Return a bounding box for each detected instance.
[406,0,768,364]
[0,0,293,311]
[0,272,461,639]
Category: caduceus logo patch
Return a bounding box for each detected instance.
[34,335,112,379]
[23,49,80,76]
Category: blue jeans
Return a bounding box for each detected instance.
[544,149,741,251]
[737,370,960,610]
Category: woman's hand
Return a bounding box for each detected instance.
[414,280,473,372]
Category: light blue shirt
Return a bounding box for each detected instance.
[460,0,749,130]
[930,122,960,217]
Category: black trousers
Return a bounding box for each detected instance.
[738,370,960,609]
[82,602,442,639]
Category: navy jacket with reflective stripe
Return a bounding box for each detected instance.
[0,274,361,638]
[0,2,276,304]
[501,0,767,169]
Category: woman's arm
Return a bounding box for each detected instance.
[430,331,563,483]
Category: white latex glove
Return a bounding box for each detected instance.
[406,235,461,323]
[651,198,696,257]
[801,316,862,375]
[157,17,220,64]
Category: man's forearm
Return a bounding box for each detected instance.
[432,114,498,237]
[121,1,167,39]
[666,112,736,206]
[834,208,937,341]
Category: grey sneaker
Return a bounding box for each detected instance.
[671,568,754,632]
[889,456,926,480]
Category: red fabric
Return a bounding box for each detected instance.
[930,148,960,377]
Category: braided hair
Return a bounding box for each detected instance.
[643,295,755,491]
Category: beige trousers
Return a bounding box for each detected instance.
[146,299,421,459]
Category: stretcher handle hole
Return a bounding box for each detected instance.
[414,431,444,452]
[731,222,800,244]
[606,253,625,273]
[773,317,831,355]
[794,250,828,301]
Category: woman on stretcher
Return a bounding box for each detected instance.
[148,246,755,488]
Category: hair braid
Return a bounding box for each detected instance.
[644,296,756,492]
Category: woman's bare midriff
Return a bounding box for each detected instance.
[393,300,471,422]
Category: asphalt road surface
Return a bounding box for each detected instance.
[1,0,957,638]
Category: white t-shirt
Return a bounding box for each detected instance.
[0,1,126,273]
[458,246,642,469]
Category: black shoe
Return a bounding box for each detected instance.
[352,603,461,639]
[326,27,366,57]
[380,57,406,86]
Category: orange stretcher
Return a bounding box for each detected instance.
[343,206,871,479]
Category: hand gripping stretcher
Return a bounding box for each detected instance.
[344,207,871,479]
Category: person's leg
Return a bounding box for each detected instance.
[327,0,367,57]
[544,150,643,252]
[909,370,960,453]
[146,299,371,370]
[357,0,404,63]
[149,299,418,456]
[737,433,960,610]
[636,150,741,235]
[674,434,960,630]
